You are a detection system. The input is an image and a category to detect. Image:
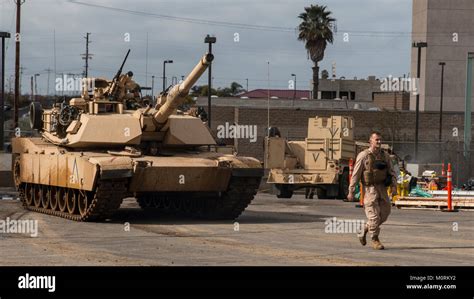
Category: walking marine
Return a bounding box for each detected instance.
[347,132,397,250]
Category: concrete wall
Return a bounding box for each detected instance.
[411,0,474,112]
[373,92,410,110]
[196,97,378,110]
[206,106,474,184]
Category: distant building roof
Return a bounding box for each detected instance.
[240,89,310,99]
[196,97,379,111]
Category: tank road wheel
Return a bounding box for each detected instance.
[58,188,67,212]
[50,187,59,211]
[203,177,261,220]
[25,183,34,206]
[18,179,127,222]
[13,156,22,190]
[33,185,42,208]
[77,191,89,217]
[41,186,50,209]
[67,189,78,215]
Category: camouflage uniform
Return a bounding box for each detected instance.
[349,148,397,249]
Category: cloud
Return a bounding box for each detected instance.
[0,0,411,94]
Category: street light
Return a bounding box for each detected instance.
[0,31,11,151]
[162,60,173,93]
[438,62,446,144]
[151,75,155,102]
[204,34,216,128]
[412,41,428,162]
[34,73,40,101]
[291,73,296,105]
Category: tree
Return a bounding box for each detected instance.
[191,82,244,97]
[190,85,217,97]
[229,82,244,96]
[321,69,329,79]
[297,5,335,99]
[216,87,232,97]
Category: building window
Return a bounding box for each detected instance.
[340,91,356,100]
[321,91,337,99]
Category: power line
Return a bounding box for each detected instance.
[68,0,297,32]
[66,1,474,39]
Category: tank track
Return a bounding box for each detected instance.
[18,179,127,222]
[137,176,261,220]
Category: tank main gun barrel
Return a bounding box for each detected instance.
[153,53,214,124]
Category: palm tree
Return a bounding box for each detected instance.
[297,5,335,99]
[230,82,244,96]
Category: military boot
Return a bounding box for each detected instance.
[371,236,385,250]
[358,227,368,246]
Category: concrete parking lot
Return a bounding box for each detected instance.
[0,191,472,266]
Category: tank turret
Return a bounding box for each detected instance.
[32,52,215,149]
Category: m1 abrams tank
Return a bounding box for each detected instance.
[11,50,263,221]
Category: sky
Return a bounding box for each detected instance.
[0,0,413,95]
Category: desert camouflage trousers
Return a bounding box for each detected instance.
[363,184,391,237]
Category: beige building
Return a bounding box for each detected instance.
[411,0,474,112]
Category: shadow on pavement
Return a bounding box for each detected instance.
[388,245,474,250]
[109,208,330,225]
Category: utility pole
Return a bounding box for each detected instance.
[246,78,248,91]
[14,0,26,130]
[34,73,39,101]
[19,66,25,95]
[0,32,11,151]
[81,33,92,77]
[145,32,148,95]
[53,29,56,91]
[151,75,155,100]
[30,75,33,102]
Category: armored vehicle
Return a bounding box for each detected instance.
[12,50,263,221]
[265,116,354,199]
